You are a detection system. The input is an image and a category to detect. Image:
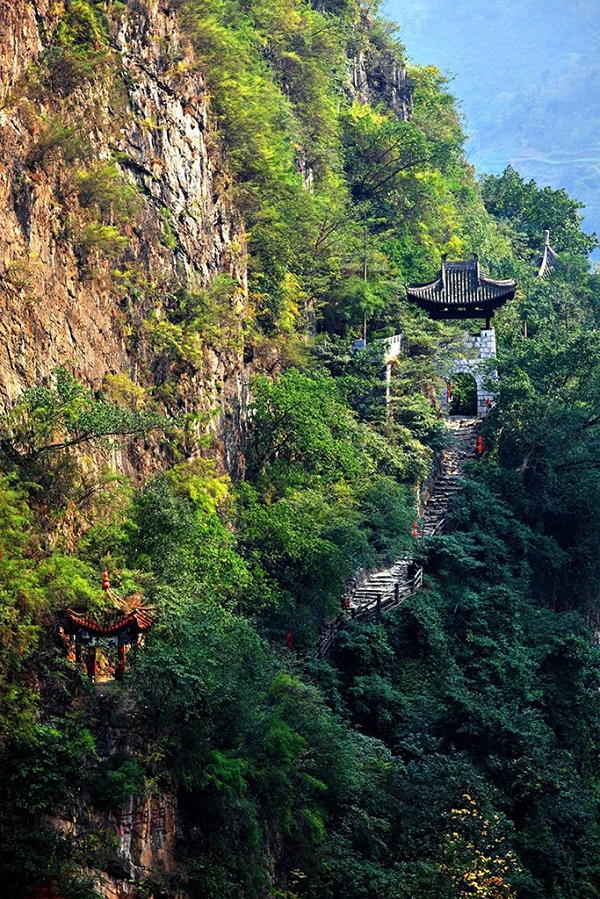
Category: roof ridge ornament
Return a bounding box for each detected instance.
[64,570,156,637]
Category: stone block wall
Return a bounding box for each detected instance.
[441,329,498,417]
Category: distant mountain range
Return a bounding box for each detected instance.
[388,0,600,256]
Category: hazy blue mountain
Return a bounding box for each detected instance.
[386,0,600,256]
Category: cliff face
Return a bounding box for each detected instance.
[0,5,429,897]
[351,49,413,121]
[52,689,183,899]
[0,0,248,474]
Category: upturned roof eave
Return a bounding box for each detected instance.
[407,292,515,320]
[405,285,516,305]
[64,607,155,635]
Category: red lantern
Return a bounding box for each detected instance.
[102,569,110,591]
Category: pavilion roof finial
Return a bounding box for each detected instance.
[537,230,560,278]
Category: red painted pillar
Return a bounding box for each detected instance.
[116,644,126,679]
[85,647,96,679]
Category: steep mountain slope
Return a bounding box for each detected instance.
[0,0,247,471]
[2,2,600,899]
[392,0,600,252]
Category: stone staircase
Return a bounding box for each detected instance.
[348,560,422,619]
[315,417,479,658]
[420,418,478,537]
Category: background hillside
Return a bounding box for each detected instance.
[391,0,600,258]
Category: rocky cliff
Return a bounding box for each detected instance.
[54,688,182,899]
[350,9,413,120]
[0,0,248,475]
[351,49,413,120]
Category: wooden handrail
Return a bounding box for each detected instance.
[316,565,424,653]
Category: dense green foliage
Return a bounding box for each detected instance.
[3,0,600,898]
[176,0,510,340]
[481,166,598,259]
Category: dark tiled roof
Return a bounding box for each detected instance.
[406,255,516,320]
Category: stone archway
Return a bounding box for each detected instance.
[441,329,498,418]
[448,372,478,416]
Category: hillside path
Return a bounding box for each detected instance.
[315,417,479,657]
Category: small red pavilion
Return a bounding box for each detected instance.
[62,571,154,680]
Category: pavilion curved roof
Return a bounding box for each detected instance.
[406,255,516,320]
[65,593,154,636]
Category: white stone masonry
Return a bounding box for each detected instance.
[442,329,498,417]
[379,332,404,361]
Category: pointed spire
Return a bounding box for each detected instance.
[537,230,560,278]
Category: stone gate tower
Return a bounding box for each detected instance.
[406,255,516,415]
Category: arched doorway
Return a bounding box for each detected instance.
[448,372,478,416]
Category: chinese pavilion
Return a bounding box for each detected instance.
[406,254,516,328]
[62,571,154,680]
[406,254,517,417]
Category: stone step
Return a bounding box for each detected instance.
[428,486,460,496]
[426,494,458,504]
[424,500,457,512]
[353,580,402,595]
[344,419,477,620]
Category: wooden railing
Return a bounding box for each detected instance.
[315,565,423,659]
[422,517,445,538]
[352,566,423,620]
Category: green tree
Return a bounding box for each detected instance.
[481,166,598,257]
